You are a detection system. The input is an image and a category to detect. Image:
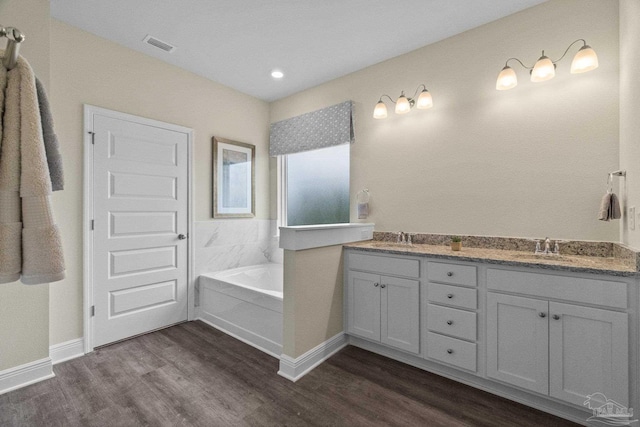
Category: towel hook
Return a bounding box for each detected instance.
[0,25,25,70]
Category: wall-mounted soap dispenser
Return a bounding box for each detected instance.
[357,189,370,219]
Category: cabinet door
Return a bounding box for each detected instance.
[549,302,629,407]
[380,276,420,354]
[347,271,381,341]
[487,293,549,394]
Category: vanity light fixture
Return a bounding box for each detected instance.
[373,84,433,119]
[496,39,598,90]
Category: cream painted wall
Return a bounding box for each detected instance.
[0,0,51,371]
[270,0,620,243]
[283,246,344,358]
[48,20,270,345]
[619,0,640,250]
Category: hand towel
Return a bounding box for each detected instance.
[35,78,64,191]
[610,192,621,220]
[0,56,65,284]
[598,191,622,222]
[598,192,611,221]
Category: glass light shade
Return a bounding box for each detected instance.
[416,89,433,109]
[531,55,555,82]
[395,94,411,114]
[373,100,388,119]
[570,45,598,74]
[496,66,518,90]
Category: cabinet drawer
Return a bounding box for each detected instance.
[428,283,477,309]
[426,332,477,372]
[427,304,477,341]
[487,269,627,309]
[427,262,477,287]
[349,253,420,278]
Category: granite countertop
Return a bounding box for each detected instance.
[344,239,639,277]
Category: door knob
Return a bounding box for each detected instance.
[552,314,561,320]
[374,283,379,287]
[538,312,546,318]
[178,234,187,240]
[380,284,386,289]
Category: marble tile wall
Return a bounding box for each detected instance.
[195,219,283,276]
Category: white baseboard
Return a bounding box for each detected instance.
[278,332,348,382]
[0,358,54,395]
[50,338,85,365]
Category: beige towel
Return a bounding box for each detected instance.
[0,57,65,284]
[0,63,22,283]
[598,191,622,222]
[598,192,611,221]
[610,192,621,220]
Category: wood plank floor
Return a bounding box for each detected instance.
[0,321,579,426]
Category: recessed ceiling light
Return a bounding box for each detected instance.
[271,70,284,79]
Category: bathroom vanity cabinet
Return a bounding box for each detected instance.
[424,261,478,372]
[346,253,420,354]
[486,269,629,407]
[343,247,638,426]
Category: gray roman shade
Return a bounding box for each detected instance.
[269,100,354,157]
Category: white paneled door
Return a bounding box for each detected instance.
[88,108,190,348]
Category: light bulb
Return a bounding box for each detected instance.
[416,89,433,109]
[373,100,388,119]
[496,65,518,90]
[395,93,411,114]
[571,45,598,74]
[271,69,284,79]
[531,55,555,82]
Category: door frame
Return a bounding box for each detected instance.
[82,105,195,353]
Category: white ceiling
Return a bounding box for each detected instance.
[51,0,548,102]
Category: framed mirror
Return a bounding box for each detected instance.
[212,137,255,218]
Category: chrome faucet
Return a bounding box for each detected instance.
[396,231,412,245]
[534,237,561,255]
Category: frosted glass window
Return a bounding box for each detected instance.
[286,144,350,226]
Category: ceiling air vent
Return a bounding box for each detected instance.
[143,35,176,53]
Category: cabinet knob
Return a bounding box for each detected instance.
[538,312,546,318]
[178,234,187,240]
[374,283,379,287]
[380,284,386,289]
[552,314,561,320]
[446,320,454,326]
[447,272,453,277]
[447,293,454,299]
[447,349,454,354]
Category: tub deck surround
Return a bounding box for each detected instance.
[344,232,640,276]
[198,264,283,357]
